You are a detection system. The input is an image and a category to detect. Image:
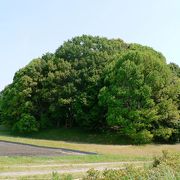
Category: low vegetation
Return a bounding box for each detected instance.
[4,151,179,180]
[83,151,180,180]
[51,151,180,180]
[0,127,179,156]
[0,128,179,179]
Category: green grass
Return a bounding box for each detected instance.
[0,154,149,167]
[1,152,180,180]
[0,127,131,145]
[0,126,179,179]
[0,155,150,174]
[0,127,179,156]
[0,126,179,177]
[1,172,81,180]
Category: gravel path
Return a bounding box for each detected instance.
[0,141,96,156]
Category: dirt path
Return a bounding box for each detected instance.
[0,161,150,177]
[0,140,95,156]
[3,161,150,168]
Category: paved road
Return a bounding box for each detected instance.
[0,141,95,156]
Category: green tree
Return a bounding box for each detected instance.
[1,54,76,130]
[1,59,42,129]
[55,35,127,129]
[99,46,180,143]
[1,35,179,143]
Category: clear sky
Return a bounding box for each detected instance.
[0,0,180,90]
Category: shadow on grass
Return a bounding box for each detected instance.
[0,126,132,145]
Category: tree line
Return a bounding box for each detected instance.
[0,35,179,143]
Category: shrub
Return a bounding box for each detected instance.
[131,130,153,144]
[153,128,175,142]
[12,114,39,133]
[83,168,100,180]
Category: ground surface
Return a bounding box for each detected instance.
[0,127,179,179]
[0,161,150,178]
[0,141,94,156]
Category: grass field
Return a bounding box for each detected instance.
[0,127,179,156]
[0,127,179,179]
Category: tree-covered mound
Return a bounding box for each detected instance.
[0,35,179,143]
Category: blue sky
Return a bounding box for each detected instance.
[0,0,180,90]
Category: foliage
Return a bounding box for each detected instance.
[169,62,180,78]
[1,35,127,131]
[55,35,127,129]
[12,114,39,133]
[99,47,180,143]
[0,35,179,143]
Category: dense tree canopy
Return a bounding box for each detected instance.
[0,35,179,143]
[55,35,128,128]
[99,46,180,143]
